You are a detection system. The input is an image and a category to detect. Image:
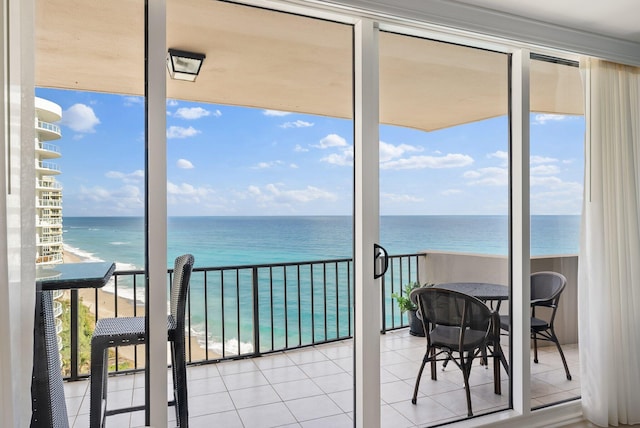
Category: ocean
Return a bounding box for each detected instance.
[62,215,580,354]
[63,215,581,271]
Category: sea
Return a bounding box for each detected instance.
[63,215,580,270]
[62,215,580,354]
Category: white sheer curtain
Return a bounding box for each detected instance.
[579,58,640,427]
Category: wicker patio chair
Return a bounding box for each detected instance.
[499,271,572,380]
[89,254,194,428]
[410,287,499,417]
[31,289,69,428]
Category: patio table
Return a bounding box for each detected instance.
[31,262,115,428]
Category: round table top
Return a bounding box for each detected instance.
[434,282,508,300]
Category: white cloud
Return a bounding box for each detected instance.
[263,110,291,116]
[441,189,462,196]
[531,164,560,175]
[381,153,473,170]
[167,126,200,139]
[105,169,144,183]
[379,141,422,162]
[294,144,309,152]
[248,183,337,205]
[166,181,216,206]
[76,184,144,214]
[166,99,179,106]
[464,167,508,186]
[531,155,559,164]
[489,150,508,160]
[177,159,194,169]
[315,134,348,149]
[280,120,314,129]
[532,114,569,125]
[290,163,299,169]
[123,96,143,106]
[382,193,424,203]
[174,107,217,120]
[252,160,283,169]
[61,103,100,133]
[321,147,354,166]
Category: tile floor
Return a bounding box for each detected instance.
[64,329,581,428]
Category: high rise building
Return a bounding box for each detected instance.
[35,97,64,266]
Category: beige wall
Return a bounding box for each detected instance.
[419,251,578,345]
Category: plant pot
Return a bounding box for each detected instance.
[408,309,425,337]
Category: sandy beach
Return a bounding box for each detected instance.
[63,248,210,366]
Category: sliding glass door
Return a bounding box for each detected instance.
[377,30,511,425]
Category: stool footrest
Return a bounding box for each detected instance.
[105,404,145,417]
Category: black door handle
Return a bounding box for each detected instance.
[374,244,389,279]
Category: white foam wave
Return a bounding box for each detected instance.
[63,244,103,262]
[110,241,129,246]
[205,338,254,355]
[114,261,139,272]
[190,328,254,355]
[100,280,146,306]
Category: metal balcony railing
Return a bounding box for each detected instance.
[61,253,424,380]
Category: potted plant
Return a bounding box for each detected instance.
[392,281,430,337]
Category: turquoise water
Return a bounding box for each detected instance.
[63,215,580,270]
[63,215,580,353]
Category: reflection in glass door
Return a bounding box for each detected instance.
[378,31,511,425]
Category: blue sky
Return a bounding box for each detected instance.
[36,87,584,217]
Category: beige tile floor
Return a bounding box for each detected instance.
[64,329,581,428]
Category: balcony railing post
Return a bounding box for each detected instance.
[70,289,79,380]
[252,267,261,357]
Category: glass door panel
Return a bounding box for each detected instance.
[529,55,584,408]
[379,31,511,425]
[166,1,354,426]
[34,1,146,426]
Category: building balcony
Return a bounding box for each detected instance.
[37,217,63,227]
[62,331,579,427]
[36,140,61,158]
[36,179,63,190]
[36,235,62,245]
[58,253,580,427]
[37,198,63,208]
[36,120,62,141]
[36,160,61,175]
[36,253,63,265]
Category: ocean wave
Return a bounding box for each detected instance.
[110,241,129,246]
[63,244,103,262]
[100,281,146,306]
[114,261,139,271]
[190,328,254,355]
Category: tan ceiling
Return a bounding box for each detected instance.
[35,0,583,132]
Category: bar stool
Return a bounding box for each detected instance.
[89,254,194,428]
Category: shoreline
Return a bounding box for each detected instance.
[63,247,213,363]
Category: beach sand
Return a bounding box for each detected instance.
[63,249,211,367]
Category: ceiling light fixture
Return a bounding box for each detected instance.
[166,49,206,82]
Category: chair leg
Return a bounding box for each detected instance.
[412,357,428,405]
[429,348,438,381]
[172,339,189,427]
[462,357,473,417]
[533,332,539,364]
[549,328,572,380]
[90,345,107,428]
